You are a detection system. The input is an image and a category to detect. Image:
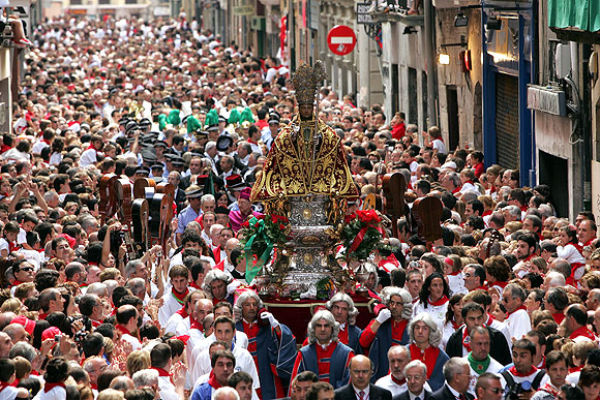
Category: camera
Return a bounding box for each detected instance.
[506,381,531,400]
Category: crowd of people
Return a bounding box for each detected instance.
[0,13,598,400]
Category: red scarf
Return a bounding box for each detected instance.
[190,281,201,290]
[506,305,527,318]
[207,371,223,390]
[190,316,203,332]
[44,382,66,393]
[171,287,189,305]
[569,326,596,341]
[409,344,440,379]
[176,307,189,319]
[552,312,565,325]
[11,280,24,287]
[116,324,138,339]
[540,383,559,397]
[390,375,406,386]
[427,295,448,307]
[152,367,171,377]
[0,381,10,393]
[462,328,472,352]
[486,314,495,326]
[508,365,537,377]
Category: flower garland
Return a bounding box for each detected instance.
[341,209,385,261]
[239,214,290,283]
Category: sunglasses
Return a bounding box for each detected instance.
[18,267,34,273]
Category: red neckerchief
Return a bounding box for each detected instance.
[190,316,203,332]
[569,366,582,374]
[452,319,461,330]
[0,381,10,392]
[552,312,565,325]
[151,367,171,377]
[116,324,138,339]
[540,383,559,397]
[452,186,462,194]
[574,238,594,254]
[464,180,474,185]
[214,260,225,271]
[462,328,472,352]
[91,320,102,328]
[482,210,493,217]
[409,344,440,379]
[190,281,201,290]
[207,371,223,390]
[213,246,222,264]
[8,241,20,252]
[171,287,189,305]
[506,305,527,318]
[44,382,66,393]
[390,375,406,386]
[569,326,596,341]
[38,312,48,320]
[176,307,189,319]
[11,280,24,287]
[448,271,460,276]
[520,205,528,212]
[428,295,448,307]
[508,365,537,377]
[90,383,98,390]
[486,314,495,326]
[493,281,508,289]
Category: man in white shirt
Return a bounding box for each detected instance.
[150,343,185,400]
[502,283,532,342]
[115,305,142,350]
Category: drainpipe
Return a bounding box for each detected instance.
[424,0,437,126]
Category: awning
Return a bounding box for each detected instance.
[548,0,600,32]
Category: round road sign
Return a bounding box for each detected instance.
[327,25,357,56]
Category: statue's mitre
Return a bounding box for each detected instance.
[291,61,327,105]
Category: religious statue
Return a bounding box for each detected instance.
[250,61,358,298]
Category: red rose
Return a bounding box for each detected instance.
[279,224,285,230]
[357,209,381,224]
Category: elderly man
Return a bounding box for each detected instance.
[326,293,362,354]
[430,357,474,400]
[394,360,431,400]
[445,302,511,365]
[333,355,392,400]
[359,287,412,381]
[176,185,204,244]
[374,346,427,397]
[291,310,354,390]
[502,283,532,341]
[234,290,297,400]
[406,313,449,391]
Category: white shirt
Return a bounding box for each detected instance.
[80,148,98,167]
[504,308,531,342]
[32,385,67,400]
[374,375,432,397]
[192,343,259,391]
[157,375,179,400]
[121,332,142,351]
[353,384,370,399]
[158,290,185,328]
[466,356,503,393]
[0,386,19,400]
[412,300,448,334]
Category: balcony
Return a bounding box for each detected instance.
[432,0,479,8]
[367,0,424,25]
[548,0,600,43]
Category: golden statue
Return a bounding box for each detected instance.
[250,62,358,203]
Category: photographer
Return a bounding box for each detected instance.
[501,339,546,400]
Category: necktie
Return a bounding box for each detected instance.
[358,391,365,400]
[415,397,421,400]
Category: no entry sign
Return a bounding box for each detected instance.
[327,25,357,56]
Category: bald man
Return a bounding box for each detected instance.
[334,355,392,400]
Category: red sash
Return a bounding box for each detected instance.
[409,344,440,379]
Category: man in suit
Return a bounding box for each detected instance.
[445,302,511,365]
[334,355,392,400]
[392,360,431,400]
[430,358,474,400]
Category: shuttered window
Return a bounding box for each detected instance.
[495,73,520,170]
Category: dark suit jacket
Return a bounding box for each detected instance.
[445,325,512,365]
[174,188,186,213]
[430,385,474,400]
[334,384,392,400]
[392,390,432,400]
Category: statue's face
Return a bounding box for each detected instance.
[299,104,314,120]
